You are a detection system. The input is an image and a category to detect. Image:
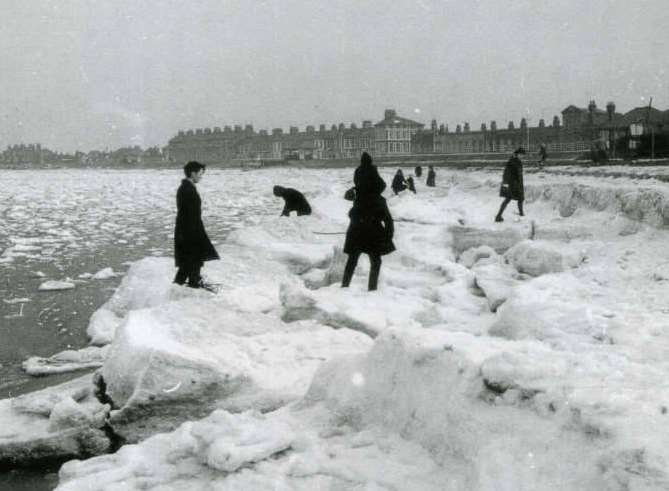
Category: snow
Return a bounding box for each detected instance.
[38,280,76,291]
[1,165,668,488]
[102,298,371,442]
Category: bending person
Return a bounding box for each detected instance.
[273,185,312,216]
[174,161,220,289]
[342,152,395,291]
[495,147,525,222]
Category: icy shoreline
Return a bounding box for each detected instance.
[2,168,669,489]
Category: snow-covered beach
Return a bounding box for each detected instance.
[2,165,669,490]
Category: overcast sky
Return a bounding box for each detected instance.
[1,0,667,152]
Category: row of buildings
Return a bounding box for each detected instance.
[0,144,167,167]
[167,101,669,163]
[0,144,67,165]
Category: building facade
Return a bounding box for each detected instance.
[167,109,421,164]
[167,101,669,164]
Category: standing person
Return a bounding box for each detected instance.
[174,161,220,289]
[426,165,436,187]
[391,169,407,195]
[495,148,525,222]
[414,165,422,178]
[342,152,395,291]
[273,185,312,216]
[538,143,547,169]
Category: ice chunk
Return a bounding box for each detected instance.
[504,240,585,277]
[101,299,371,442]
[450,224,531,256]
[23,346,110,376]
[92,267,115,280]
[39,280,76,291]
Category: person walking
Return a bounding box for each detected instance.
[414,165,422,178]
[426,165,436,187]
[342,152,395,291]
[391,169,408,195]
[173,161,220,289]
[273,185,312,216]
[495,148,525,222]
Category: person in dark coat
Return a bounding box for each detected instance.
[495,148,525,222]
[342,152,395,291]
[273,186,312,216]
[414,165,422,178]
[426,165,436,187]
[391,169,407,195]
[538,143,547,169]
[174,161,220,288]
[406,176,416,193]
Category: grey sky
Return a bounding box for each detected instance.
[1,0,667,152]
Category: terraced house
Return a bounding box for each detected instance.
[167,101,669,164]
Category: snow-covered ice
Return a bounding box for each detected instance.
[2,166,669,489]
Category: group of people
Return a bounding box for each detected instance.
[390,165,437,195]
[173,146,538,291]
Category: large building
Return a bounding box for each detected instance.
[167,109,423,163]
[167,101,669,164]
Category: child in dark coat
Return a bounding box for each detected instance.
[342,152,395,291]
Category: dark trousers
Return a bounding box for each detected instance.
[496,198,524,218]
[341,251,382,291]
[174,261,202,287]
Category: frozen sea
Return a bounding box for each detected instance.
[0,168,299,399]
[5,164,669,490]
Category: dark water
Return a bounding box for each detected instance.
[0,168,286,490]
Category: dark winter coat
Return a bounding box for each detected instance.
[426,169,436,187]
[499,156,524,201]
[391,173,407,195]
[414,166,422,177]
[354,162,386,196]
[277,188,312,216]
[174,179,220,268]
[343,195,395,256]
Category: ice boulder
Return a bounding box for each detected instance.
[459,245,498,269]
[87,247,295,345]
[280,282,439,337]
[226,216,339,274]
[48,396,107,432]
[0,375,111,467]
[504,240,586,277]
[100,297,371,442]
[472,261,520,312]
[302,328,669,490]
[489,275,616,348]
[449,223,531,256]
[55,406,452,491]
